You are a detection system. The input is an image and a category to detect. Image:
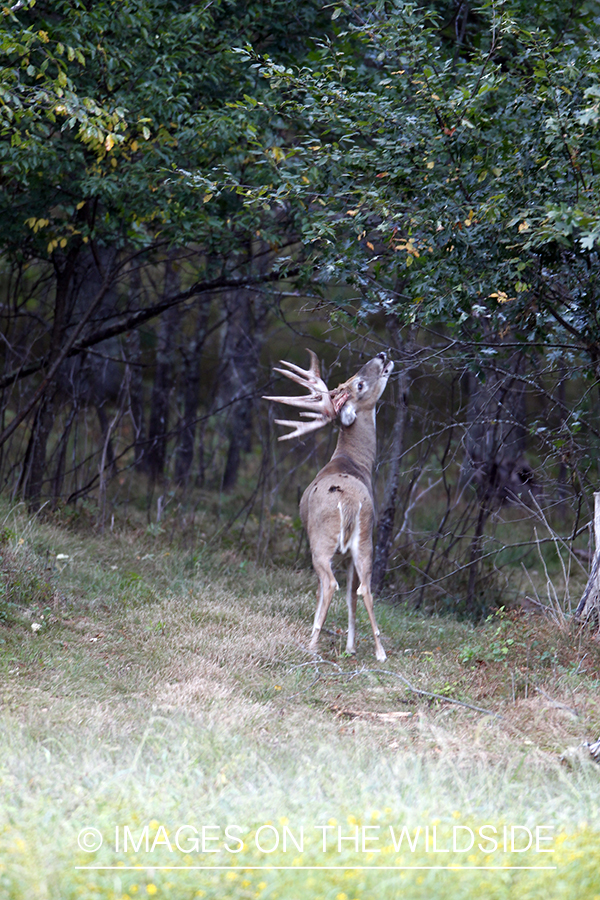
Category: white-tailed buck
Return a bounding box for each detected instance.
[265,350,393,661]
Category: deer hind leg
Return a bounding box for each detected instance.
[353,549,387,663]
[309,557,339,653]
[345,560,359,654]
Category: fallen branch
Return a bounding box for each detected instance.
[370,668,500,717]
[281,653,499,718]
[329,704,413,723]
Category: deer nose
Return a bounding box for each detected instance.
[377,352,387,363]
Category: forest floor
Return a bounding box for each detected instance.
[1,500,600,899]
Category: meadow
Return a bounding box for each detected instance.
[1,499,600,900]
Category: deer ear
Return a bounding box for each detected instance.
[340,402,357,427]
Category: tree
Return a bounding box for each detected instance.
[0,0,333,506]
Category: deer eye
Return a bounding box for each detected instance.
[357,381,364,392]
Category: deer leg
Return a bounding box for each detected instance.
[345,560,359,654]
[312,580,324,630]
[309,559,338,653]
[359,583,387,662]
[354,554,386,662]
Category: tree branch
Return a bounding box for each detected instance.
[0,277,112,448]
[0,268,298,392]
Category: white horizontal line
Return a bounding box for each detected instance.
[75,865,558,871]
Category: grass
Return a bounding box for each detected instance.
[1,500,600,899]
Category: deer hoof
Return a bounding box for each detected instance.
[375,647,387,662]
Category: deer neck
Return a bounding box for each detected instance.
[332,408,377,476]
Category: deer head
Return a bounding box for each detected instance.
[335,352,394,428]
[264,350,392,441]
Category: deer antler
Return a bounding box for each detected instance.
[264,350,349,441]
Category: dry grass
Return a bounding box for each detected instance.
[1,502,600,898]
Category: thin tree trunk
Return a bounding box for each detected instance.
[20,393,56,508]
[372,328,412,594]
[175,297,211,486]
[465,498,491,617]
[21,257,75,509]
[146,256,180,483]
[218,287,268,492]
[460,345,530,504]
[126,327,146,469]
[51,406,77,506]
[556,363,569,517]
[576,491,600,622]
[126,266,147,469]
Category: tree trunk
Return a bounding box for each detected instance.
[460,348,533,504]
[175,297,211,486]
[126,326,146,469]
[217,287,269,492]
[21,255,77,509]
[555,363,569,517]
[126,265,147,469]
[460,344,534,614]
[51,406,77,506]
[146,256,180,483]
[20,393,56,509]
[465,498,492,617]
[372,327,412,594]
[576,491,600,623]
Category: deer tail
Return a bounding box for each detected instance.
[338,499,362,554]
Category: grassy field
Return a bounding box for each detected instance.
[1,500,600,899]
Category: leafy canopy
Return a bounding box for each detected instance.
[190,0,600,359]
[0,0,331,264]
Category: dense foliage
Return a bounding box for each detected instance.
[200,1,600,352]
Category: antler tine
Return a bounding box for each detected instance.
[276,348,321,377]
[271,369,315,391]
[272,349,327,391]
[263,392,327,409]
[263,350,338,440]
[273,413,330,442]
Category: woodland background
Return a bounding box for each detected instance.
[2,0,600,618]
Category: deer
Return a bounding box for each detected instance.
[265,350,393,661]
